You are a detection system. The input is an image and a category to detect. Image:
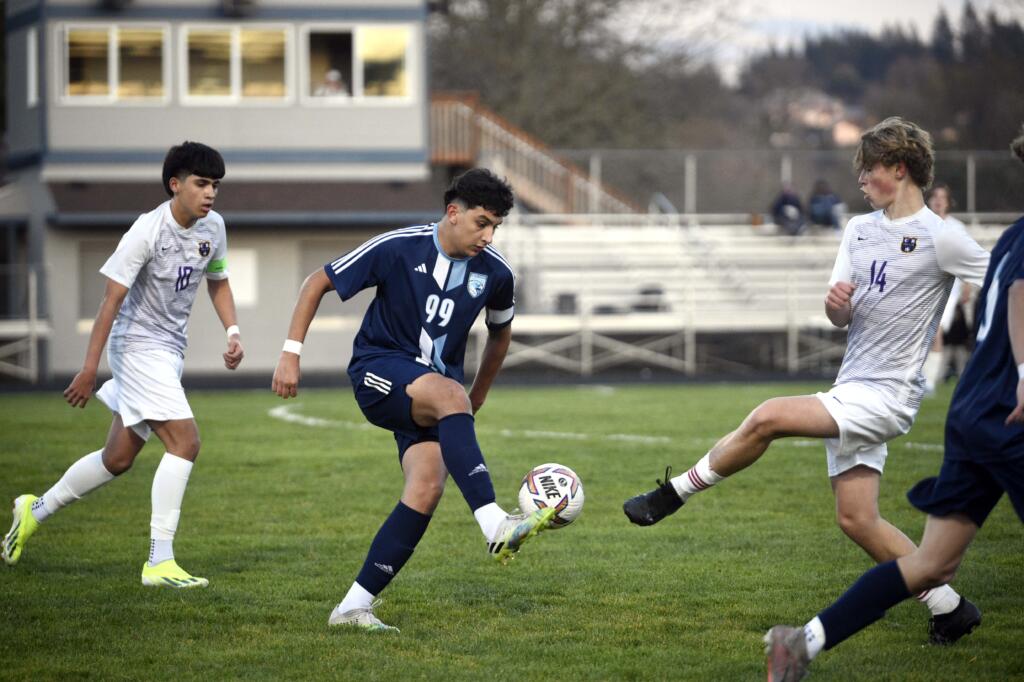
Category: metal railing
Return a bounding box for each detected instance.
[431,93,640,214]
[0,265,49,383]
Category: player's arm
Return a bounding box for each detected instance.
[272,268,335,399]
[934,221,991,287]
[824,219,855,327]
[468,323,512,415]
[207,278,244,370]
[64,278,128,408]
[1005,280,1024,424]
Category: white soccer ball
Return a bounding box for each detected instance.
[518,463,584,528]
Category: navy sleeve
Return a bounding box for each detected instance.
[324,236,395,301]
[485,269,515,329]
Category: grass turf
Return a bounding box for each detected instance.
[1,382,1022,680]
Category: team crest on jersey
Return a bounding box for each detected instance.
[900,236,917,253]
[467,272,488,298]
[197,240,211,257]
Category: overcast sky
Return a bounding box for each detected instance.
[694,0,1021,83]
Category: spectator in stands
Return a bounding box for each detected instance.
[770,183,806,236]
[808,179,845,230]
[923,183,974,392]
[314,69,348,97]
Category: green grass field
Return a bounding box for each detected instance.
[1,382,1022,680]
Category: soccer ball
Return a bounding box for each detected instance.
[518,463,584,528]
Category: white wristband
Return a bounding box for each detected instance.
[283,339,303,356]
[226,324,240,338]
[1018,362,1024,380]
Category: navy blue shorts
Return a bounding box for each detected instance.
[907,455,1024,527]
[349,356,439,460]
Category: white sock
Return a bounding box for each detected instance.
[474,502,507,541]
[33,450,115,523]
[670,453,724,502]
[917,584,960,616]
[337,581,375,613]
[148,453,193,567]
[803,616,826,660]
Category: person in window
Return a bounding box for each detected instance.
[314,68,348,97]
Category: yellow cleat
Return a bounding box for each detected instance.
[488,507,556,565]
[141,559,209,588]
[2,495,40,566]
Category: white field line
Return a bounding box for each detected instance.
[268,404,944,452]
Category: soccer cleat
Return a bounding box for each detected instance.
[928,596,981,645]
[2,494,40,566]
[622,466,684,526]
[764,625,811,682]
[488,507,556,565]
[329,600,399,632]
[141,559,209,588]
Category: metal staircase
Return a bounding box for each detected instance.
[431,92,639,214]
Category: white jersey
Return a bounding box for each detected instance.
[101,200,229,356]
[829,206,989,410]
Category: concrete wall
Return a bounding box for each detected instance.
[45,224,387,377]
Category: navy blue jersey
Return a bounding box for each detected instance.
[324,223,515,384]
[947,216,1024,460]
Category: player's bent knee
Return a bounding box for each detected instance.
[745,401,784,441]
[434,379,472,416]
[102,451,135,475]
[835,509,877,539]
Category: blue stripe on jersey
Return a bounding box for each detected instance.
[432,334,448,374]
[446,260,468,291]
[331,225,433,274]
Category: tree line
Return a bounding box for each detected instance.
[429,1,1024,152]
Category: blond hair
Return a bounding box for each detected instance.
[853,117,934,189]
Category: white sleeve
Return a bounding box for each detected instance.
[934,222,990,288]
[828,219,855,286]
[98,215,153,289]
[940,278,962,333]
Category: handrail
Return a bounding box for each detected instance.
[431,93,640,214]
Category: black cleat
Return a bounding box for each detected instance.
[623,466,684,526]
[928,597,981,645]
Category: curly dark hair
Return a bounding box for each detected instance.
[443,168,514,217]
[162,141,225,197]
[853,117,934,190]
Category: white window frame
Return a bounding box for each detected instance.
[179,23,294,106]
[58,22,171,106]
[27,28,38,108]
[300,22,418,107]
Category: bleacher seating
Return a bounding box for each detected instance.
[482,216,1006,375]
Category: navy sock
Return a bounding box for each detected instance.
[437,413,496,511]
[354,501,431,595]
[818,560,912,650]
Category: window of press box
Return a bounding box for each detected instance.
[359,26,409,97]
[242,30,286,97]
[187,29,232,96]
[186,27,287,99]
[118,29,164,98]
[65,26,165,100]
[66,28,110,96]
[308,31,353,97]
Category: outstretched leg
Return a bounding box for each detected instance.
[3,415,141,565]
[406,373,554,561]
[624,395,838,526]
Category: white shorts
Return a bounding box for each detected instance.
[96,349,193,441]
[814,382,916,478]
